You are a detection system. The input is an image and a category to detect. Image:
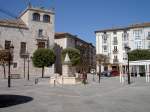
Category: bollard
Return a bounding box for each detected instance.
[54,79,56,87]
[35,78,38,84]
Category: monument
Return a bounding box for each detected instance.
[49,53,77,85]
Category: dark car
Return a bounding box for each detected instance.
[101,71,111,77]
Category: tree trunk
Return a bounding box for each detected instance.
[42,66,44,78]
[98,63,101,83]
[3,63,6,79]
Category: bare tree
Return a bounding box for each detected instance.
[96,54,109,83]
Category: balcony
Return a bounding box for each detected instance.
[113,49,118,54]
[113,58,119,64]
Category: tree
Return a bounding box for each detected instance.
[96,54,109,83]
[0,49,9,79]
[129,49,150,61]
[62,47,80,66]
[32,48,56,78]
[76,44,90,72]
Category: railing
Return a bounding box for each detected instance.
[113,59,119,63]
[113,50,118,54]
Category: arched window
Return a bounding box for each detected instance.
[33,13,40,21]
[43,15,50,22]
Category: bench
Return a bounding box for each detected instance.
[10,74,21,79]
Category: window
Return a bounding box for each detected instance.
[37,42,45,48]
[123,53,127,60]
[122,32,128,41]
[113,31,117,35]
[33,13,40,21]
[148,41,150,49]
[113,37,118,45]
[38,29,43,37]
[113,46,118,52]
[103,45,107,52]
[5,40,11,49]
[102,34,107,43]
[133,30,142,39]
[148,32,150,37]
[13,62,17,68]
[43,15,50,22]
[20,42,26,55]
[135,41,142,49]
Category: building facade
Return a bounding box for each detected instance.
[95,23,150,73]
[55,32,96,74]
[0,6,55,78]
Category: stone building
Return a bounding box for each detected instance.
[55,32,96,74]
[95,22,150,74]
[0,6,55,78]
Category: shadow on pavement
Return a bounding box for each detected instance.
[0,94,33,108]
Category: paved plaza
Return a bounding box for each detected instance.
[0,75,150,112]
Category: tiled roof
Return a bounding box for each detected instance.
[55,32,92,45]
[95,22,150,33]
[0,19,28,29]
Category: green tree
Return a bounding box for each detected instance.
[32,48,56,78]
[62,47,80,66]
[129,49,150,61]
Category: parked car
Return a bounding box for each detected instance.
[101,71,111,77]
[111,70,119,76]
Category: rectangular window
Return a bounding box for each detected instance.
[20,42,26,55]
[133,30,142,39]
[113,37,118,45]
[38,29,43,37]
[5,40,11,49]
[135,41,142,49]
[13,62,17,68]
[123,53,127,60]
[102,34,107,44]
[113,31,117,35]
[148,32,150,37]
[103,45,107,52]
[122,33,128,41]
[148,42,150,49]
[38,42,45,48]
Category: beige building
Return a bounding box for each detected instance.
[0,6,55,78]
[55,32,96,74]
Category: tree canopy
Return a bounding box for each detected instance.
[62,47,80,66]
[32,48,56,77]
[129,49,150,61]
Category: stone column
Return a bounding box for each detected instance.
[137,65,140,77]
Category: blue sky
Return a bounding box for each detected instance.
[0,0,150,45]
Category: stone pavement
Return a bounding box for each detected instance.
[0,75,150,112]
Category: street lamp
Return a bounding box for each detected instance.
[124,46,131,84]
[8,44,14,87]
[27,52,31,81]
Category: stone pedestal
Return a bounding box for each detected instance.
[62,64,74,77]
[49,53,78,85]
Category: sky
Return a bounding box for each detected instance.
[0,0,150,46]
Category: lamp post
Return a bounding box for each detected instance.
[124,46,131,84]
[27,53,31,81]
[8,44,14,88]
